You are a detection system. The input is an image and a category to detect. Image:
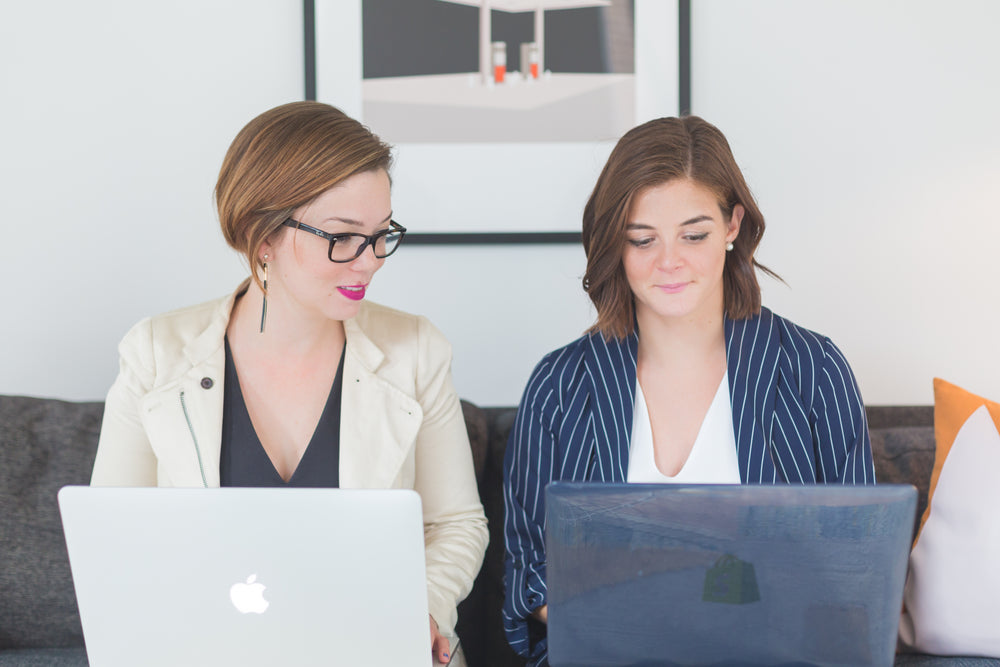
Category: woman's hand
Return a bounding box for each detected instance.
[430,615,451,664]
[532,604,548,624]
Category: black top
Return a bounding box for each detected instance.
[220,338,343,487]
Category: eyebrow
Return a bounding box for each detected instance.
[626,215,714,230]
[322,212,393,228]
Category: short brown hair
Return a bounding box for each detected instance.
[215,101,392,291]
[582,115,776,340]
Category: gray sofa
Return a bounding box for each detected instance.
[1,394,997,667]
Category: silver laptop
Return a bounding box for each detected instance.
[545,483,916,667]
[58,486,434,667]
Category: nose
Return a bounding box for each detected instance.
[655,240,682,272]
[349,241,384,272]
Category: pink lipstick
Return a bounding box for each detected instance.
[656,282,689,294]
[337,285,367,301]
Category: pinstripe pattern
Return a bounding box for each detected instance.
[502,308,874,665]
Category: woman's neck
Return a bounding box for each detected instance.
[635,306,727,370]
[228,280,346,358]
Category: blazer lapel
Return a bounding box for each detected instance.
[726,310,780,484]
[583,331,638,482]
[338,316,422,489]
[769,335,818,483]
[727,307,822,484]
[140,371,223,487]
[139,310,228,487]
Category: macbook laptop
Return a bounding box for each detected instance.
[58,486,436,667]
[545,483,917,667]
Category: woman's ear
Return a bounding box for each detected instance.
[258,237,274,266]
[727,204,745,243]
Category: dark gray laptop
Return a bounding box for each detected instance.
[545,483,916,667]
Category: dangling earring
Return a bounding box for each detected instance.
[726,242,734,252]
[259,255,268,334]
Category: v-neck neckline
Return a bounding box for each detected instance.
[223,337,345,485]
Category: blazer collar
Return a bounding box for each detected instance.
[727,307,811,483]
[337,309,422,489]
[342,312,385,374]
[140,289,236,487]
[182,282,243,369]
[583,330,638,482]
[725,310,779,483]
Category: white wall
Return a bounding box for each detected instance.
[1,0,302,400]
[3,1,998,407]
[692,0,1000,405]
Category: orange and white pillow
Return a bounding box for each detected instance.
[898,378,1000,657]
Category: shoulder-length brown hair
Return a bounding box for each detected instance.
[215,101,392,291]
[582,115,776,340]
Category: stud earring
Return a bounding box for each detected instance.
[726,242,734,252]
[259,255,268,334]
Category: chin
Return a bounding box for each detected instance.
[640,298,711,324]
[317,298,363,322]
[331,305,362,322]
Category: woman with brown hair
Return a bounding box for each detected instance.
[91,101,487,663]
[502,116,874,665]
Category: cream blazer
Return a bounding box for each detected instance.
[91,283,488,632]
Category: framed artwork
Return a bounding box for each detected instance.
[308,0,685,244]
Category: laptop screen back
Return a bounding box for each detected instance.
[545,483,916,667]
[58,486,432,667]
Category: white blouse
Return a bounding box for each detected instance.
[627,371,741,484]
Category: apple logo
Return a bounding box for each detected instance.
[229,574,269,614]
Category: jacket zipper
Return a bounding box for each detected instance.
[179,390,208,487]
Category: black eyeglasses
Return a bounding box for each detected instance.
[282,219,407,263]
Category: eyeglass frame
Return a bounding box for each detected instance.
[281,218,407,263]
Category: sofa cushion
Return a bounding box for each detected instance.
[899,379,1000,657]
[869,424,936,538]
[0,396,101,649]
[457,408,526,667]
[460,400,488,485]
[0,648,89,666]
[866,405,934,431]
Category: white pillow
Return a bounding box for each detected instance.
[898,379,1000,657]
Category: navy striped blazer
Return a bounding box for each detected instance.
[502,307,875,665]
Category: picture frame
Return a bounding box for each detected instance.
[307,0,687,245]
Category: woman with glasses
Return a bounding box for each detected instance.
[91,101,487,663]
[502,116,875,666]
